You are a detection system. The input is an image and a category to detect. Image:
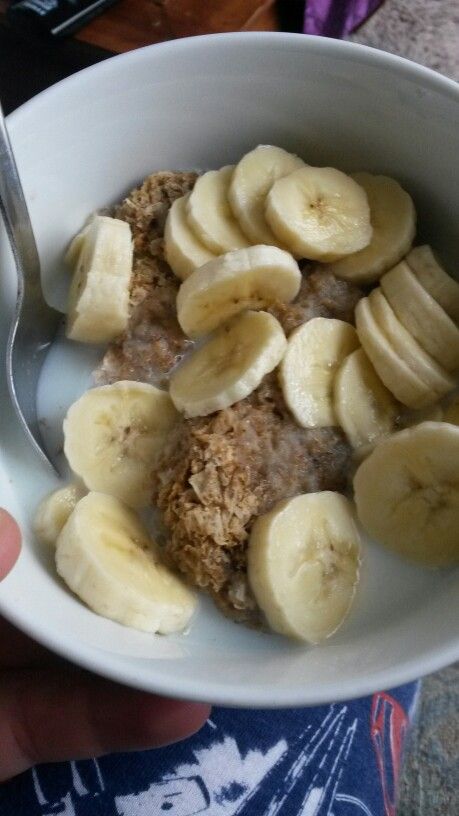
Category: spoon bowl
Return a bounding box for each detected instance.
[0,102,61,473]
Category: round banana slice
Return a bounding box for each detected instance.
[334,348,399,452]
[170,310,287,417]
[66,215,133,344]
[354,422,459,566]
[229,145,304,247]
[65,221,91,267]
[177,245,301,338]
[406,245,459,323]
[369,289,456,398]
[327,173,416,284]
[248,491,361,643]
[33,483,85,547]
[63,381,179,508]
[279,317,359,428]
[444,395,459,425]
[265,166,372,262]
[164,194,215,280]
[56,492,196,634]
[355,297,436,409]
[380,261,459,372]
[186,165,250,254]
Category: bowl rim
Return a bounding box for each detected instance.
[6,31,459,132]
[1,587,458,707]
[2,31,458,707]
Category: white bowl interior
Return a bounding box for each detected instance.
[0,33,458,706]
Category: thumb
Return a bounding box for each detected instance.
[0,509,21,580]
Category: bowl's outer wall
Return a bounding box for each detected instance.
[0,34,458,706]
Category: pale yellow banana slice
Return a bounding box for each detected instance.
[66,215,133,344]
[444,395,459,425]
[170,310,286,417]
[406,245,459,323]
[33,483,85,547]
[380,261,459,372]
[186,165,250,254]
[56,492,196,634]
[334,348,399,451]
[369,288,455,399]
[164,194,215,280]
[355,297,433,408]
[248,492,361,643]
[229,145,304,247]
[354,422,459,566]
[65,221,91,267]
[279,317,359,427]
[63,381,179,508]
[265,166,372,261]
[176,245,301,338]
[327,173,416,284]
[351,399,444,463]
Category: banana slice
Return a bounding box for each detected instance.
[355,297,434,408]
[327,173,416,284]
[164,194,215,280]
[265,166,372,261]
[380,261,459,372]
[177,245,301,338]
[334,348,399,452]
[66,215,133,344]
[229,145,304,247]
[56,492,196,634]
[248,492,361,643]
[406,245,459,323]
[279,317,359,428]
[33,483,85,547]
[444,395,459,425]
[170,310,286,417]
[354,422,459,566]
[369,289,456,399]
[65,222,91,267]
[186,166,250,254]
[63,381,179,508]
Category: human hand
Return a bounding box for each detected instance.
[0,508,210,782]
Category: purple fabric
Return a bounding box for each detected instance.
[303,0,384,38]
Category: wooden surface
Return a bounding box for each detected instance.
[0,0,278,53]
[76,0,278,52]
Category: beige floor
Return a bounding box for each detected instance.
[397,664,458,815]
[350,0,459,80]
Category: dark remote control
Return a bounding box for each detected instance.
[7,0,120,38]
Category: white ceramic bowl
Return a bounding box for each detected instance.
[1,33,458,707]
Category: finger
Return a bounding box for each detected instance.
[0,616,61,668]
[0,666,211,781]
[0,509,21,580]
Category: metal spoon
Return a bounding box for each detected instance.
[0,101,61,473]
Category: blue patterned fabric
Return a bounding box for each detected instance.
[0,683,419,816]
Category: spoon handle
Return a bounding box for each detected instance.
[0,102,41,299]
[1,101,60,473]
